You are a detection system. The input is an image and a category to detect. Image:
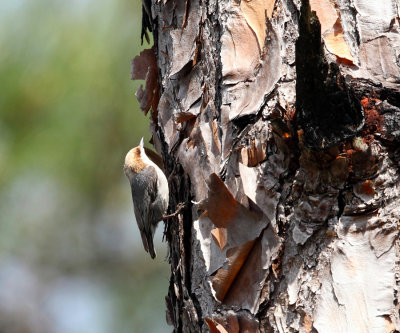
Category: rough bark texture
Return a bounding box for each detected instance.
[132,0,400,331]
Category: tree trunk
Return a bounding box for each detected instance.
[132,0,400,331]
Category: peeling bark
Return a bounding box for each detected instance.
[132,0,400,331]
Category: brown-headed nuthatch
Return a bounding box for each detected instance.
[124,138,169,259]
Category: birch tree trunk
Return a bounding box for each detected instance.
[132,0,400,331]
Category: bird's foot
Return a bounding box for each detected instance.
[163,202,185,220]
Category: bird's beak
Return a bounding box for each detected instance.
[139,137,144,148]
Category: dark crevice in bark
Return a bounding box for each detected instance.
[150,0,162,132]
[211,0,223,123]
[232,114,258,131]
[169,166,203,331]
[348,4,361,46]
[337,187,346,218]
[181,177,204,331]
[169,174,191,330]
[154,48,207,321]
[158,129,180,330]
[156,121,202,331]
[295,0,364,150]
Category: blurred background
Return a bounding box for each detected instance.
[0,0,170,332]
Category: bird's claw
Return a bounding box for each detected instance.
[163,202,186,220]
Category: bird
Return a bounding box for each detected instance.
[124,138,169,259]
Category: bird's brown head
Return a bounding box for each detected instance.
[124,139,146,178]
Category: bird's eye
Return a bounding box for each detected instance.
[135,148,140,154]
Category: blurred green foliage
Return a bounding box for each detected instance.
[0,0,169,332]
[0,0,151,199]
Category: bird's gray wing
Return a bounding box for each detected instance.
[131,165,158,258]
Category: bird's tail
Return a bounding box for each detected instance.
[140,229,156,259]
[147,235,156,259]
